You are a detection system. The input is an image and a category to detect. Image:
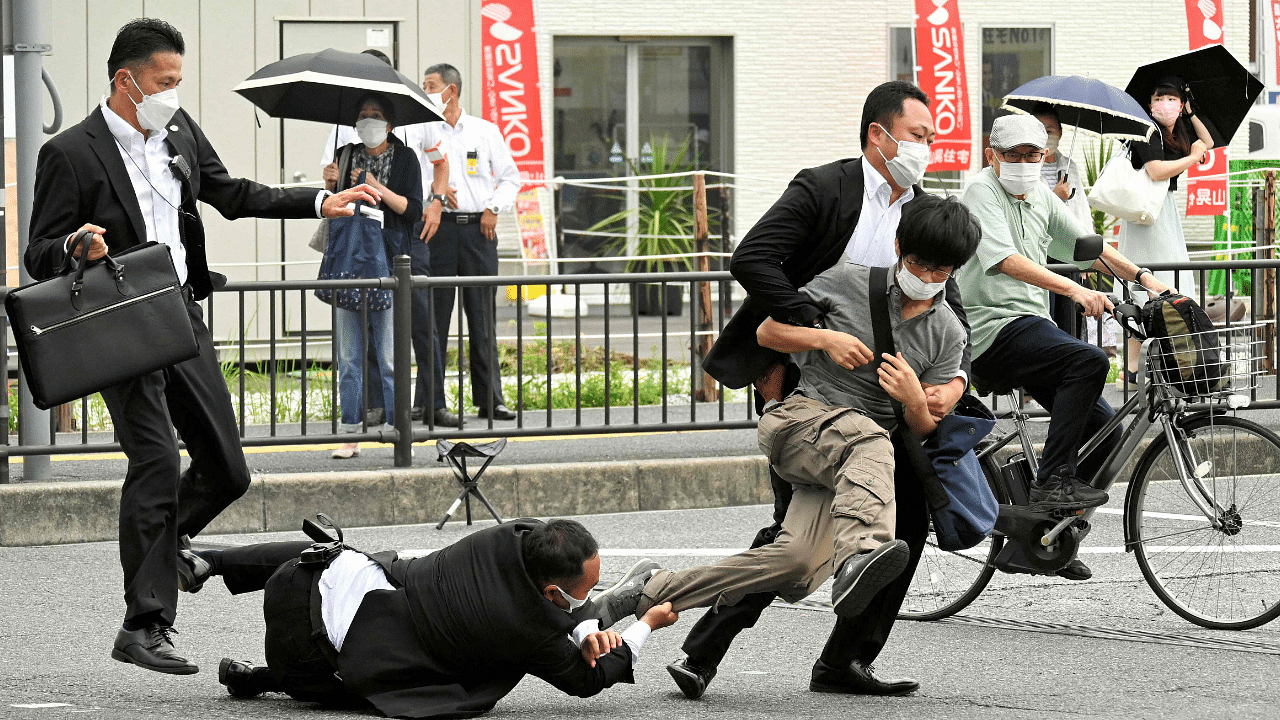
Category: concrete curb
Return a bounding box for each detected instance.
[0,455,771,547]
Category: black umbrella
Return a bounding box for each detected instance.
[1125,45,1263,147]
[232,48,443,126]
[1002,75,1155,142]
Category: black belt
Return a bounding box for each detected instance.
[442,212,484,224]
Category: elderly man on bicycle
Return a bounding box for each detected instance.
[957,114,1171,580]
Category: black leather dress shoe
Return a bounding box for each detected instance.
[410,406,424,422]
[112,625,198,675]
[477,403,517,421]
[177,547,211,593]
[219,658,276,698]
[433,408,461,427]
[667,656,717,700]
[814,661,916,691]
[810,658,918,696]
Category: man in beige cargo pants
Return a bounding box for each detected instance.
[636,195,983,643]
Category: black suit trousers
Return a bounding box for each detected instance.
[682,433,930,668]
[100,298,251,627]
[408,237,445,411]
[428,221,505,411]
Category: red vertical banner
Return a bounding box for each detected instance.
[480,0,546,187]
[1184,0,1227,216]
[480,0,551,261]
[914,0,973,171]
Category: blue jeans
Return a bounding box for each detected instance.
[335,307,394,431]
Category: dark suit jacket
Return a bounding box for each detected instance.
[703,157,972,389]
[25,105,320,300]
[338,520,634,719]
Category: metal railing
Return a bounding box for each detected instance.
[1,256,1277,479]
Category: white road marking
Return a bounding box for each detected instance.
[10,704,73,709]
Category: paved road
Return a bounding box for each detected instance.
[3,502,1278,719]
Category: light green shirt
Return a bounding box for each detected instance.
[956,167,1093,359]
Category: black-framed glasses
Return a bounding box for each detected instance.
[904,257,954,280]
[997,149,1045,163]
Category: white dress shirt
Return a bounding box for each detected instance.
[844,157,914,267]
[318,550,395,652]
[100,98,186,285]
[420,109,520,214]
[570,618,652,668]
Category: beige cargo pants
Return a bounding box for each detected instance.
[641,393,896,612]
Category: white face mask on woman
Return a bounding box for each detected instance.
[355,117,389,148]
[872,123,931,188]
[996,158,1043,196]
[1151,98,1182,126]
[896,262,946,301]
[126,71,180,132]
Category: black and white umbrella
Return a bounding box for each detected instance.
[232,48,443,126]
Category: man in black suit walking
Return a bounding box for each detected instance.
[668,81,971,699]
[190,519,676,718]
[24,18,380,675]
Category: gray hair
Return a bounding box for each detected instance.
[425,63,462,98]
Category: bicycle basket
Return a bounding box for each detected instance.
[1147,322,1270,399]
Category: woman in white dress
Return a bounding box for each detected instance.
[1119,75,1213,381]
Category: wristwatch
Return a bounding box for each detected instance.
[486,203,501,215]
[427,192,446,206]
[1135,267,1153,285]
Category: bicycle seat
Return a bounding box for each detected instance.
[971,375,1020,397]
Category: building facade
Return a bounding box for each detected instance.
[24,0,1265,337]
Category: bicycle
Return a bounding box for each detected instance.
[899,279,1280,630]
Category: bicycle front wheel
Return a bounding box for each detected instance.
[899,455,1007,621]
[1129,413,1280,630]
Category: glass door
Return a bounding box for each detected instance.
[553,37,731,273]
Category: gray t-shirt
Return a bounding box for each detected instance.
[794,262,967,433]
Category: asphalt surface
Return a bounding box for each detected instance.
[3,501,1279,719]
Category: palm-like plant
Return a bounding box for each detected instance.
[586,135,710,273]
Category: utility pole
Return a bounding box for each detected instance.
[12,0,51,480]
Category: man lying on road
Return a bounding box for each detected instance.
[181,518,673,718]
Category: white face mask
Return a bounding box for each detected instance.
[1151,98,1182,126]
[126,71,180,132]
[995,158,1043,196]
[355,117,389,148]
[427,85,451,110]
[872,123,931,188]
[897,261,946,301]
[552,585,590,613]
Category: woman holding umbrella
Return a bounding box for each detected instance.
[324,92,424,459]
[1118,76,1213,381]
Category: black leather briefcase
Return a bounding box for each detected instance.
[5,235,200,410]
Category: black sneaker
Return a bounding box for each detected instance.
[1055,558,1093,581]
[829,540,910,618]
[1029,466,1109,513]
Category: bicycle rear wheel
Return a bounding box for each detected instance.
[898,455,1008,621]
[1128,413,1280,630]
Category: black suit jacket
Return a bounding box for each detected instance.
[338,520,634,719]
[25,105,320,300]
[703,157,972,389]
